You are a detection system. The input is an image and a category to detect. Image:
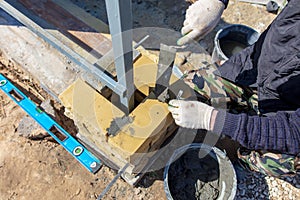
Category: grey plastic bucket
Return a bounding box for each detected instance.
[212,24,259,62]
[164,143,237,200]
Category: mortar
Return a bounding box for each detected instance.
[164,143,237,200]
[212,24,259,63]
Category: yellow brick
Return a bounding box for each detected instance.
[59,79,125,135]
[133,51,179,96]
[59,53,177,165]
[133,55,157,96]
[108,99,173,157]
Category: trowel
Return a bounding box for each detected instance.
[238,0,287,11]
[148,43,177,103]
[238,0,285,6]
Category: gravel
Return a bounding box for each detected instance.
[235,167,300,200]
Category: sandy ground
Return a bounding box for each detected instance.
[0,1,299,200]
[0,59,166,200]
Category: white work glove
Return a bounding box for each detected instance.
[168,100,214,130]
[178,0,225,45]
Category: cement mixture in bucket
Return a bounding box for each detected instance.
[165,144,236,200]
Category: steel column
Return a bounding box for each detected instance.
[105,0,135,114]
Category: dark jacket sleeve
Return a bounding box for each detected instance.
[213,109,300,155]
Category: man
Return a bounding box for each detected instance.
[169,0,300,177]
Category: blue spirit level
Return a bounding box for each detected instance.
[0,73,102,173]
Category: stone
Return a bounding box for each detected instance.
[282,182,287,188]
[41,99,55,116]
[17,116,48,140]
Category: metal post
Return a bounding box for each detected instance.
[105,0,135,114]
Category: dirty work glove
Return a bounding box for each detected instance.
[168,100,214,130]
[178,0,225,45]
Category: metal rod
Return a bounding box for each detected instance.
[0,0,126,97]
[133,35,150,49]
[97,163,130,200]
[105,0,135,114]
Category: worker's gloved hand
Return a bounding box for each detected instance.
[178,0,225,45]
[168,100,214,130]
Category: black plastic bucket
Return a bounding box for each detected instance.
[212,24,259,62]
[164,143,237,200]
